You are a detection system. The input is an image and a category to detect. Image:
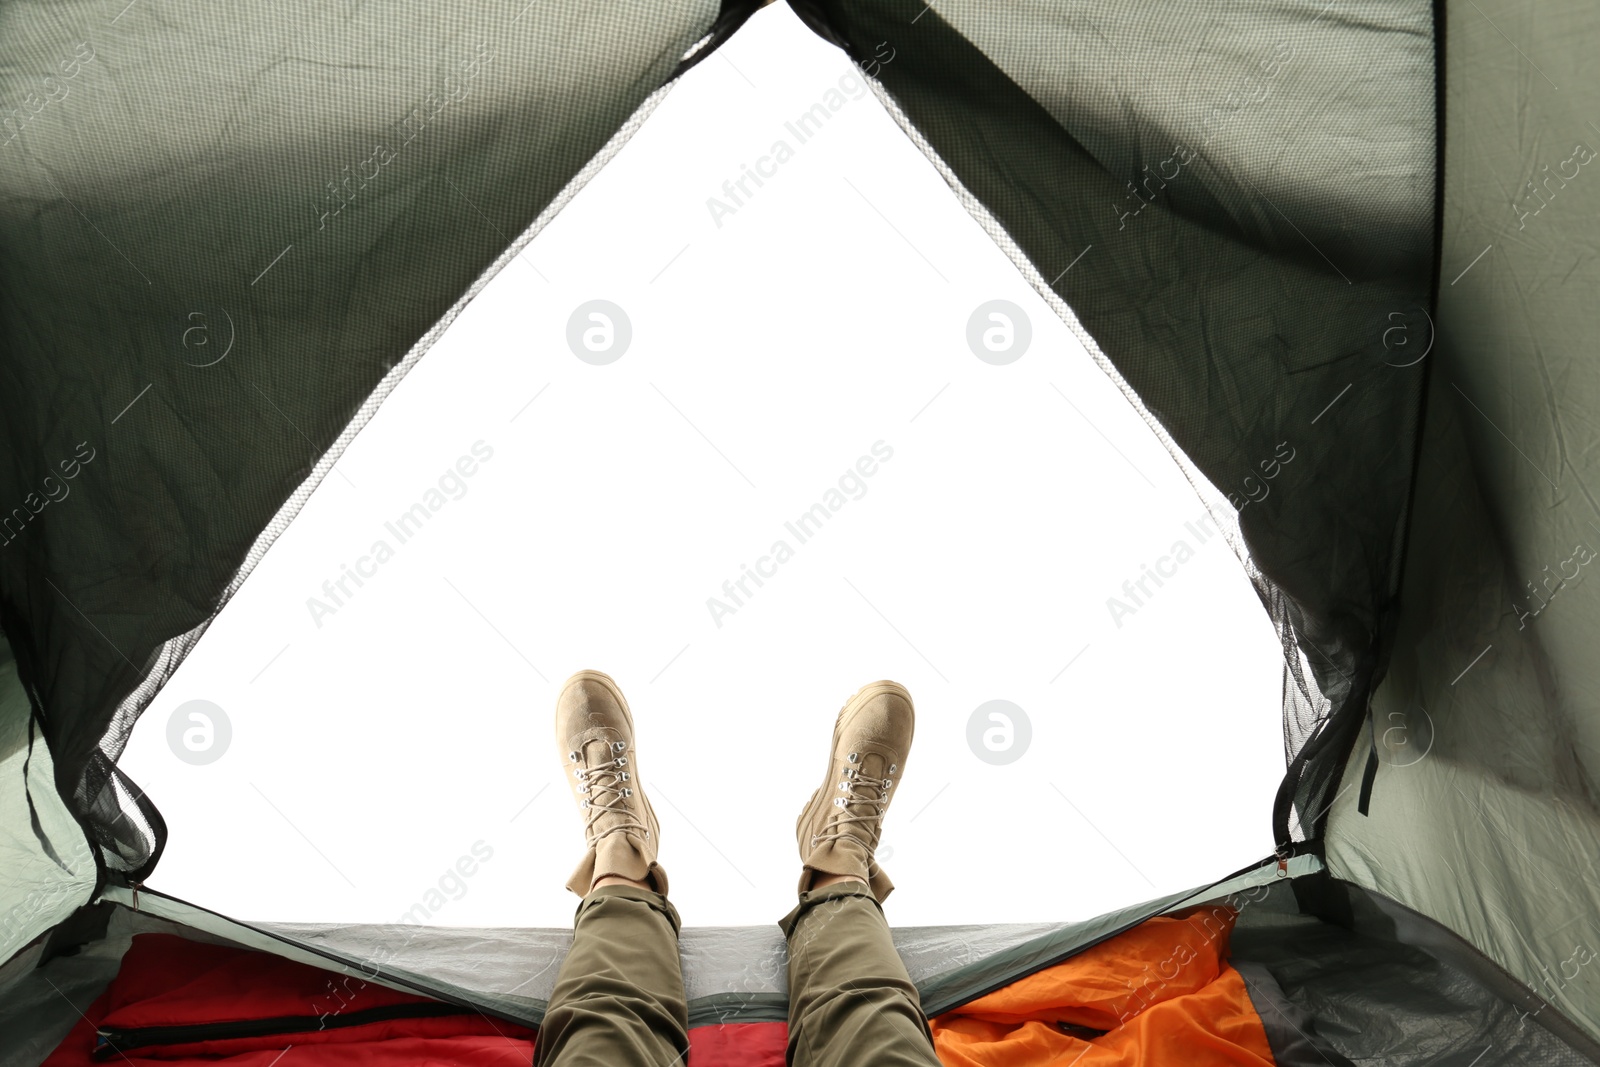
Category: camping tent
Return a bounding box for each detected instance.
[2,0,1596,1063]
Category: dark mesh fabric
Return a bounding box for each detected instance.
[789,0,1438,846]
[0,0,725,875]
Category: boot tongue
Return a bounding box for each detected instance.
[813,751,886,876]
[583,737,651,885]
[848,751,887,812]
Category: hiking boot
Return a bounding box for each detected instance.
[554,669,667,897]
[795,680,914,903]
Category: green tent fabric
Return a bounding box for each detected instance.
[1,0,1597,1062]
[1324,0,1600,1044]
[0,632,97,966]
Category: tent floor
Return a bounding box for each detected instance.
[1228,878,1595,1065]
[2,877,1593,1067]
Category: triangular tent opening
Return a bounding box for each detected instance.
[109,6,1286,931]
[3,0,1597,1064]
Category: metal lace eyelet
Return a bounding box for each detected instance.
[577,783,589,794]
[888,763,897,774]
[834,796,847,807]
[616,756,628,767]
[644,829,650,838]
[575,768,587,780]
[612,740,627,753]
[620,772,630,782]
[580,799,590,809]
[622,787,633,798]
[569,751,579,762]
[847,752,858,763]
[883,777,892,788]
[840,782,850,792]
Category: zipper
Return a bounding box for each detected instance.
[94,1001,468,1057]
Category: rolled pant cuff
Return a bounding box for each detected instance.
[776,880,882,939]
[578,883,683,937]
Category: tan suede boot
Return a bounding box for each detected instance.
[554,669,667,897]
[795,680,914,903]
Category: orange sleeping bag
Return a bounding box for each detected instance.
[931,906,1277,1066]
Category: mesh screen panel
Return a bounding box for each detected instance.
[789,0,1437,845]
[0,0,726,875]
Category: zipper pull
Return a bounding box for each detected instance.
[131,881,142,910]
[1273,844,1291,878]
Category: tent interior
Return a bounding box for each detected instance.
[2,0,1597,1065]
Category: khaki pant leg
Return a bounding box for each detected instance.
[535,884,690,1067]
[777,883,944,1067]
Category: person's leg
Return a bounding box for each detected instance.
[778,876,943,1067]
[784,681,943,1067]
[535,881,689,1067]
[540,670,684,1067]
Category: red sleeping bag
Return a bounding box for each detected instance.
[40,934,792,1066]
[42,934,540,1066]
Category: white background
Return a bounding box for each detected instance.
[120,5,1284,931]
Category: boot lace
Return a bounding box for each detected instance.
[812,756,894,851]
[570,739,649,844]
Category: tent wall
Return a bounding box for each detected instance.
[790,0,1438,848]
[0,632,96,967]
[0,917,129,1067]
[0,0,723,881]
[1323,0,1600,1048]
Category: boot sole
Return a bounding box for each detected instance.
[559,669,661,845]
[797,679,915,851]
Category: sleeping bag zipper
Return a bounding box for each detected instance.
[94,1000,468,1057]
